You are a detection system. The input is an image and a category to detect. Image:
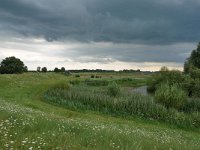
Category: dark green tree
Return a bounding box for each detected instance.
[184,42,200,72]
[41,67,47,72]
[54,67,60,72]
[0,56,27,74]
[61,67,65,72]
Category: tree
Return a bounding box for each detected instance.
[160,66,169,72]
[61,67,65,72]
[41,67,47,72]
[0,56,27,74]
[37,66,41,72]
[184,42,200,72]
[54,67,60,72]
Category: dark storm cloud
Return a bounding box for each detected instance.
[61,43,194,63]
[0,0,199,65]
[1,0,200,44]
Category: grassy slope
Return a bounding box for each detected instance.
[0,73,200,150]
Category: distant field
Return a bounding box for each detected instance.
[0,73,200,149]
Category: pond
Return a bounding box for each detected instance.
[129,86,148,96]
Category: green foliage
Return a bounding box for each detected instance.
[51,82,71,90]
[1,73,200,149]
[147,69,183,93]
[189,43,200,68]
[85,79,109,86]
[184,98,200,112]
[69,79,81,85]
[181,76,200,97]
[184,42,200,72]
[54,67,60,72]
[44,84,200,129]
[160,66,169,72]
[61,67,65,72]
[41,67,47,72]
[75,74,80,78]
[107,82,120,97]
[190,69,200,79]
[155,83,187,110]
[0,56,27,74]
[115,78,146,87]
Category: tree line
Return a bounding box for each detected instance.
[0,41,200,74]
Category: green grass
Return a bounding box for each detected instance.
[0,73,200,149]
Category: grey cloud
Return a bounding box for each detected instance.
[0,0,200,44]
[57,43,195,63]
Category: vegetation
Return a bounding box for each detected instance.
[0,56,27,74]
[0,73,200,149]
[41,67,47,72]
[155,83,187,110]
[85,79,109,86]
[54,67,66,73]
[43,81,200,129]
[107,82,120,97]
[184,42,200,72]
[1,41,200,149]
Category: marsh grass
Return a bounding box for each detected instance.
[44,83,200,129]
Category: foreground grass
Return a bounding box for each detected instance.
[0,73,200,149]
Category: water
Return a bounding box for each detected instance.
[131,86,148,96]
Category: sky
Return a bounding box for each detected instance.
[0,0,200,71]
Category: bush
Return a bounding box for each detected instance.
[0,56,27,74]
[85,79,109,86]
[184,98,200,112]
[107,82,120,97]
[155,83,187,110]
[69,79,81,85]
[75,74,80,78]
[190,69,200,79]
[181,77,200,97]
[147,69,184,93]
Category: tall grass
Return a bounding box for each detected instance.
[43,84,200,129]
[155,83,187,110]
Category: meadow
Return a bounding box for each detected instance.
[0,73,200,149]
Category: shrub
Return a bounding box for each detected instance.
[155,83,187,110]
[69,79,81,85]
[190,69,200,79]
[147,69,184,93]
[107,82,120,97]
[192,79,200,97]
[184,98,200,112]
[85,79,109,86]
[181,77,200,97]
[75,74,80,78]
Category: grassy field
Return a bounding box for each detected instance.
[0,73,200,149]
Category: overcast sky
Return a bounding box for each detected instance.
[0,0,199,71]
